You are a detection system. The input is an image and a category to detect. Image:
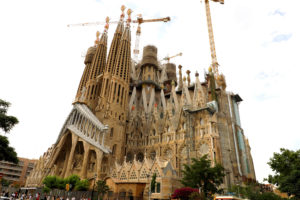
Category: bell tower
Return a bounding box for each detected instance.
[96,6,126,116]
[95,8,132,163]
[74,18,109,112]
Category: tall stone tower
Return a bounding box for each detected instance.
[96,8,132,165]
[96,6,125,116]
[74,17,108,112]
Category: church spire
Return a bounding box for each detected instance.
[74,33,98,103]
[105,8,132,122]
[83,17,108,111]
[74,18,108,111]
[97,6,126,112]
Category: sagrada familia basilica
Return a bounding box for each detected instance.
[26,5,256,200]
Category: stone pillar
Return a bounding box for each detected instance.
[96,150,104,180]
[48,134,68,168]
[80,141,90,178]
[61,150,70,177]
[64,134,79,178]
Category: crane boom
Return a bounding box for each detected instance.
[133,16,170,61]
[132,17,170,24]
[67,17,170,27]
[162,52,182,63]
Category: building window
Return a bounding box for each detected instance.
[110,128,114,137]
[156,182,161,193]
[112,144,117,156]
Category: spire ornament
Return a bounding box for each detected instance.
[178,65,183,90]
[104,16,110,32]
[120,5,126,20]
[126,8,132,26]
[186,70,191,87]
[94,31,100,46]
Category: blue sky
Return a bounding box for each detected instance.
[0,0,299,182]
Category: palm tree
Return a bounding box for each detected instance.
[96,180,110,200]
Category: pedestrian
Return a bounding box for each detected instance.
[36,193,40,200]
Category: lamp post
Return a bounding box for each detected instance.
[146,174,151,200]
[91,173,97,200]
[236,183,240,198]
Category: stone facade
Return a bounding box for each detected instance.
[26,6,256,200]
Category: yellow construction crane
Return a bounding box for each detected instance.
[202,0,224,76]
[162,52,183,63]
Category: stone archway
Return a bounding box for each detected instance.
[53,133,72,177]
[100,156,108,178]
[119,188,126,200]
[71,141,84,175]
[87,150,97,178]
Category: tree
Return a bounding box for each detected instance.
[0,99,19,163]
[0,135,18,163]
[180,154,225,199]
[96,180,110,200]
[228,184,286,200]
[0,178,11,187]
[0,99,19,132]
[150,173,157,193]
[74,179,89,191]
[65,174,81,191]
[43,175,61,189]
[266,148,300,199]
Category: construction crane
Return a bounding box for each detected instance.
[133,14,170,61]
[202,0,224,76]
[67,11,170,61]
[67,16,170,27]
[162,52,183,63]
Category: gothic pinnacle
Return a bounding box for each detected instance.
[94,31,100,46]
[120,5,126,20]
[186,70,191,87]
[178,65,183,90]
[126,8,132,26]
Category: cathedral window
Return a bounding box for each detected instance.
[152,129,156,136]
[110,128,114,137]
[90,85,94,99]
[112,144,117,155]
[126,152,133,162]
[150,151,156,160]
[136,152,144,162]
[156,182,161,193]
[160,112,164,119]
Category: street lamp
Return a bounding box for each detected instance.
[91,173,97,200]
[146,174,151,200]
